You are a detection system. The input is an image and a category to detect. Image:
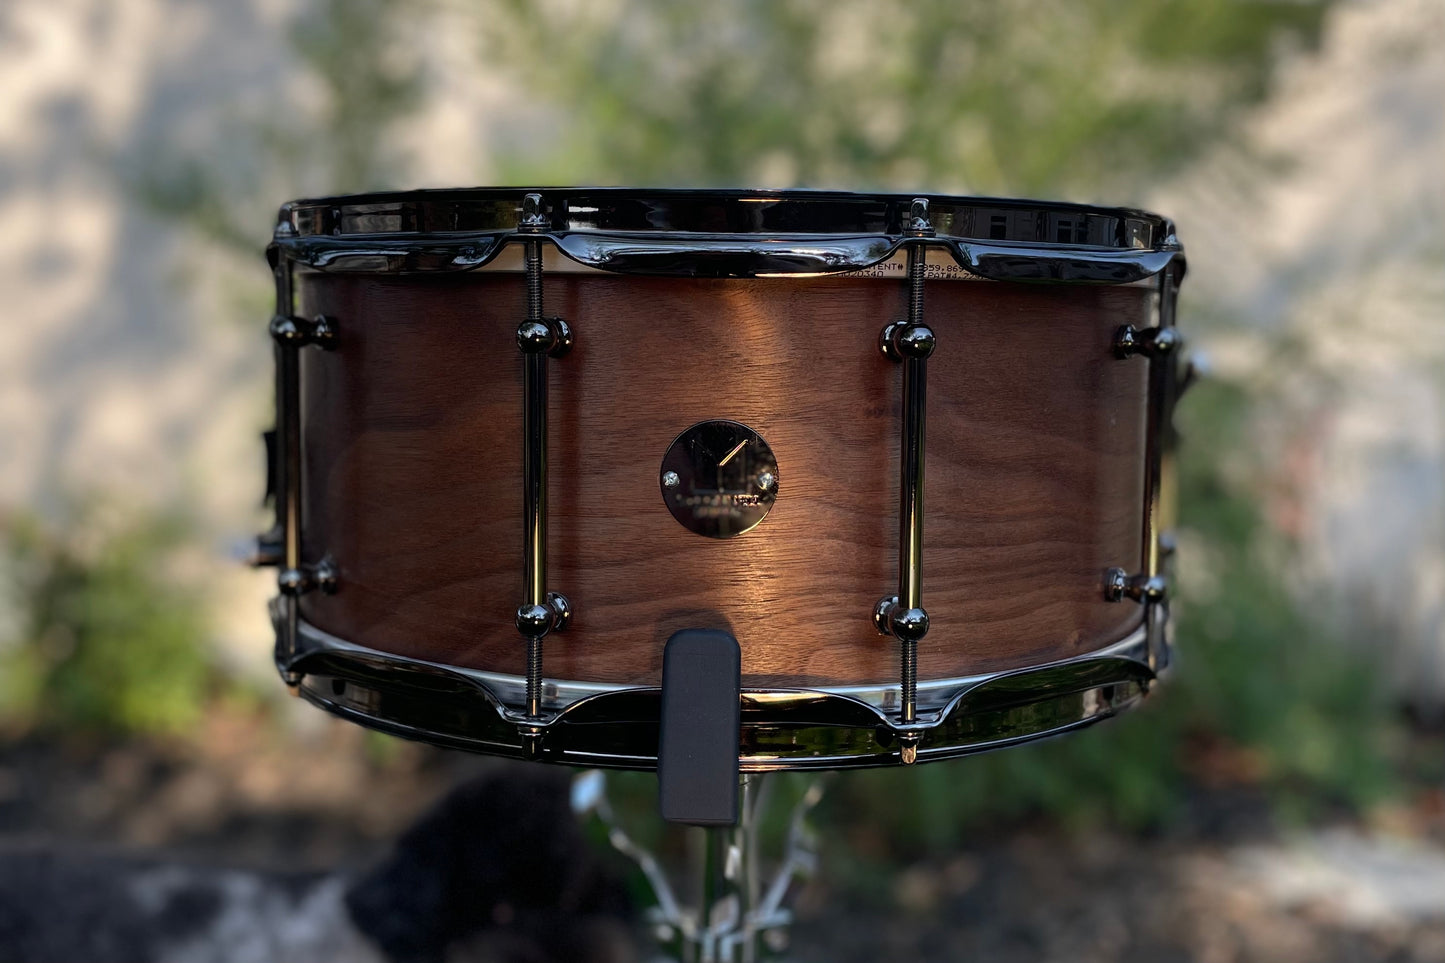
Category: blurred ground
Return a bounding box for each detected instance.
[0,712,469,871]
[796,818,1445,963]
[7,713,1445,961]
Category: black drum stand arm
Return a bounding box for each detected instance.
[574,770,827,962]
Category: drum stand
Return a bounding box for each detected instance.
[572,771,827,962]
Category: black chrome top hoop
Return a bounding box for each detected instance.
[271,187,1184,283]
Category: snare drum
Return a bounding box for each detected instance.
[257,188,1185,770]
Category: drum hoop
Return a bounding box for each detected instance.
[279,609,1158,771]
[287,612,1149,713]
[272,188,1184,283]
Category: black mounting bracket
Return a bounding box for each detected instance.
[657,629,742,826]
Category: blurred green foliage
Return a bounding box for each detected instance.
[0,510,219,738]
[482,0,1330,197]
[1168,382,1399,814]
[134,0,423,256]
[289,0,426,193]
[104,0,1401,852]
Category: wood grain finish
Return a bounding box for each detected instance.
[297,272,1149,688]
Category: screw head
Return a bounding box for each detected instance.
[546,318,573,357]
[1113,325,1140,359]
[896,323,936,359]
[310,315,337,347]
[520,192,548,230]
[269,315,302,344]
[545,592,571,632]
[874,596,898,635]
[907,197,934,236]
[516,320,555,353]
[314,558,339,594]
[277,567,306,595]
[661,470,680,489]
[1139,574,1169,603]
[516,603,554,638]
[1104,566,1129,601]
[889,606,930,643]
[757,471,775,491]
[1151,327,1180,355]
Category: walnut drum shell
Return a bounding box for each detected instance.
[294,271,1149,689]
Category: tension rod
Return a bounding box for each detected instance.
[873,197,935,764]
[265,242,337,683]
[514,193,572,740]
[1105,261,1182,673]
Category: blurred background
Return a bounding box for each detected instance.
[1,0,1443,959]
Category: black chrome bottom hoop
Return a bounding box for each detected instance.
[274,606,1163,772]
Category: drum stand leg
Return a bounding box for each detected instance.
[572,771,826,962]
